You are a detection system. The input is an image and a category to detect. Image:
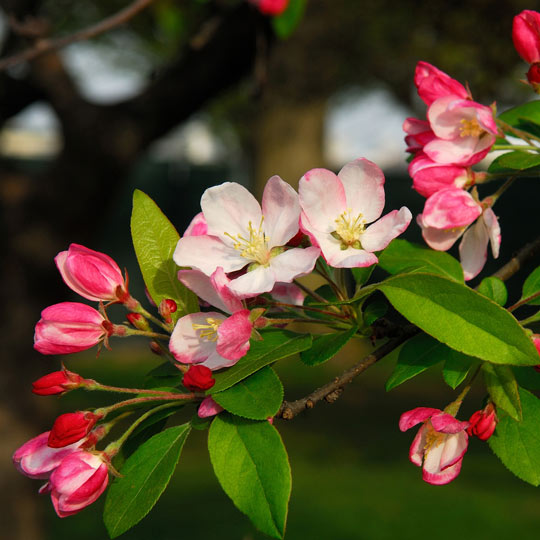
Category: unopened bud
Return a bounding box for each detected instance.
[183,365,215,391]
[527,63,540,93]
[48,411,102,448]
[32,368,84,396]
[159,299,177,324]
[467,403,498,441]
[126,313,150,331]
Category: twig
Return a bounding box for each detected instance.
[277,325,417,420]
[491,234,540,282]
[0,0,155,71]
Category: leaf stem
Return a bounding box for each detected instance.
[508,290,540,312]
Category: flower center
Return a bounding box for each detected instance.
[424,422,445,452]
[192,318,222,342]
[225,217,270,265]
[459,118,483,138]
[332,209,366,250]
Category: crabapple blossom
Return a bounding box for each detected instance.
[403,118,435,154]
[48,412,102,448]
[174,176,320,298]
[298,159,411,268]
[512,10,540,65]
[34,302,116,355]
[399,407,469,485]
[170,268,254,370]
[32,369,84,396]
[13,432,85,480]
[55,244,129,303]
[45,451,109,517]
[467,403,497,441]
[414,61,469,106]
[183,365,216,391]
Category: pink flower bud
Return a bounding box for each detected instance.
[13,432,83,480]
[34,302,108,355]
[48,412,101,448]
[197,396,224,418]
[513,10,540,64]
[126,312,150,331]
[467,403,498,441]
[184,212,208,236]
[249,0,289,16]
[422,188,482,230]
[47,451,109,517]
[32,369,84,396]
[414,61,469,106]
[55,243,128,303]
[183,365,215,391]
[159,299,177,324]
[527,63,540,92]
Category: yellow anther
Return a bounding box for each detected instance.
[192,317,222,342]
[459,118,483,138]
[333,208,366,249]
[224,216,270,265]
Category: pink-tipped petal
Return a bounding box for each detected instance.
[483,208,501,259]
[211,267,244,313]
[174,234,247,276]
[459,218,489,281]
[201,182,262,239]
[417,214,465,251]
[399,407,441,432]
[440,432,469,470]
[298,168,346,232]
[337,159,386,223]
[360,208,412,252]
[422,189,481,230]
[513,10,540,64]
[178,270,229,313]
[270,283,305,306]
[430,413,470,434]
[269,246,320,283]
[422,457,463,485]
[414,61,469,106]
[409,425,427,467]
[198,397,224,418]
[262,175,301,248]
[184,212,208,236]
[216,310,252,361]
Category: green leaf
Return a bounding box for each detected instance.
[489,388,540,485]
[499,101,540,134]
[272,0,307,39]
[488,151,540,174]
[378,239,464,282]
[514,366,540,391]
[210,330,312,393]
[477,276,508,306]
[104,424,191,538]
[190,412,213,431]
[363,298,388,326]
[377,273,539,366]
[208,414,291,538]
[442,352,473,389]
[213,367,283,420]
[131,190,198,320]
[144,361,184,389]
[483,364,522,421]
[351,266,374,287]
[386,333,441,391]
[300,326,357,366]
[522,266,540,306]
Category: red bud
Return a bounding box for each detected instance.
[159,299,177,324]
[48,412,101,448]
[467,403,497,441]
[32,369,84,396]
[183,365,215,392]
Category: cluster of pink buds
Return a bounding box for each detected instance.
[404,62,501,279]
[248,0,289,16]
[513,10,540,92]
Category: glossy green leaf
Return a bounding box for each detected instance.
[144,361,184,389]
[131,190,198,320]
[442,352,474,389]
[363,298,388,326]
[522,266,540,306]
[209,414,291,538]
[489,388,540,485]
[514,366,540,391]
[499,101,540,134]
[300,326,357,366]
[477,276,507,306]
[483,364,522,421]
[210,330,312,393]
[272,0,307,39]
[377,273,539,366]
[378,239,464,282]
[488,151,540,174]
[104,424,191,538]
[213,367,283,420]
[386,333,440,391]
[351,266,374,287]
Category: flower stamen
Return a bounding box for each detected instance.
[459,118,483,138]
[224,216,270,265]
[192,318,222,342]
[333,208,366,249]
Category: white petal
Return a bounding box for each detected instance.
[177,270,228,312]
[338,159,386,223]
[459,218,489,280]
[262,176,301,248]
[269,247,320,283]
[360,208,412,252]
[483,208,501,259]
[228,265,277,298]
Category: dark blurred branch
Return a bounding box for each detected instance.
[277,326,417,420]
[0,0,155,71]
[492,235,540,282]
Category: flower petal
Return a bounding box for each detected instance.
[430,413,469,434]
[459,217,489,281]
[177,270,229,313]
[216,310,252,361]
[228,265,277,298]
[261,175,301,248]
[269,246,320,283]
[360,208,412,252]
[483,207,501,259]
[399,407,441,432]
[422,457,463,485]
[409,425,427,467]
[440,432,468,470]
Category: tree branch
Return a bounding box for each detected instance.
[0,0,155,71]
[492,234,540,282]
[277,325,417,420]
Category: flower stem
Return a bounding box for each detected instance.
[83,380,182,395]
[123,327,171,340]
[130,300,172,332]
[496,118,540,144]
[444,364,482,416]
[269,301,349,319]
[492,144,540,151]
[508,290,540,312]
